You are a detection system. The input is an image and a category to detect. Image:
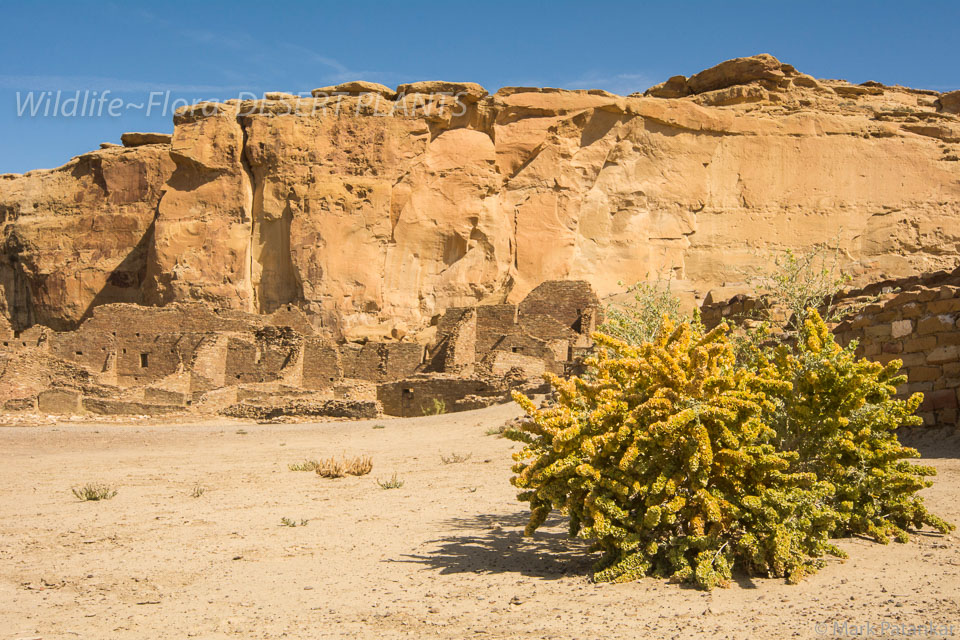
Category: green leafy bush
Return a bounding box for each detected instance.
[600,279,684,346]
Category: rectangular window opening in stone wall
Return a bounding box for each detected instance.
[140,353,149,368]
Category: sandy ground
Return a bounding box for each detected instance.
[1,404,959,640]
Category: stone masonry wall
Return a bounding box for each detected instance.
[836,283,960,428]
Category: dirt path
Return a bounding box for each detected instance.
[1,405,958,639]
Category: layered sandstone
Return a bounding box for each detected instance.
[2,54,959,340]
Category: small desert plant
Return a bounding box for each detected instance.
[441,452,472,464]
[422,398,447,416]
[235,429,248,435]
[315,455,373,478]
[372,424,386,429]
[377,473,405,489]
[280,517,309,527]
[746,243,859,331]
[316,457,346,478]
[485,425,508,436]
[289,459,320,472]
[601,276,684,346]
[190,483,206,498]
[72,483,118,501]
[345,455,373,476]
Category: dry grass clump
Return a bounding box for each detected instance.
[315,455,373,478]
[316,457,345,478]
[346,455,374,476]
[441,452,472,464]
[72,483,117,501]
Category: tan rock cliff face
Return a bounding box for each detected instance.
[2,55,958,339]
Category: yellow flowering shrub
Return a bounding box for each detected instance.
[508,319,843,589]
[766,311,954,543]
[509,310,954,590]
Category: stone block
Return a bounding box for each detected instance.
[938,332,960,346]
[890,319,913,338]
[927,299,960,314]
[922,389,958,411]
[900,352,927,367]
[881,341,903,354]
[900,303,922,318]
[908,366,941,382]
[863,324,891,339]
[904,336,937,352]
[918,315,955,335]
[927,345,960,365]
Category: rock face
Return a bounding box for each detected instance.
[2,54,959,339]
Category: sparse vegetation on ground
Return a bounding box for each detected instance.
[71,483,117,501]
[423,398,447,415]
[377,473,404,489]
[280,517,309,527]
[441,452,472,464]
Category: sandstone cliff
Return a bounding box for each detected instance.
[2,54,958,340]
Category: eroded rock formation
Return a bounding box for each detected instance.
[2,54,959,342]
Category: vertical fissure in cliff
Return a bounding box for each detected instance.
[0,233,36,332]
[237,115,303,314]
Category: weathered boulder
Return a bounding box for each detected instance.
[120,132,173,147]
[642,75,691,98]
[686,53,787,94]
[395,81,488,102]
[938,90,960,114]
[311,81,395,99]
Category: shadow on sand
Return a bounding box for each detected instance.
[397,512,595,580]
[896,426,960,459]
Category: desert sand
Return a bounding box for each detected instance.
[1,404,958,639]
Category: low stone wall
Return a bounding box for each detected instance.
[82,398,184,416]
[377,376,502,417]
[220,399,380,420]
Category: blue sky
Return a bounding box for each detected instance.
[1,0,958,174]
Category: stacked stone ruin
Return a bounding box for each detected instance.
[0,280,600,419]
